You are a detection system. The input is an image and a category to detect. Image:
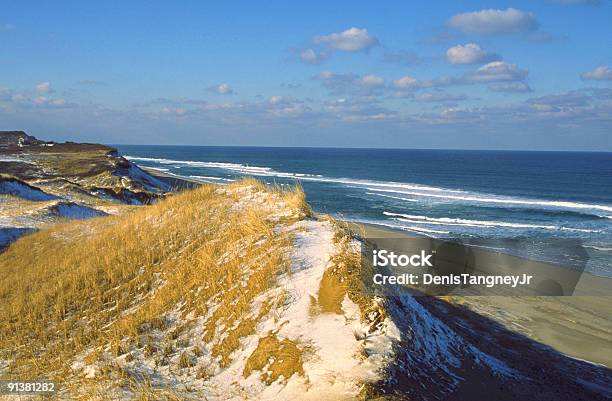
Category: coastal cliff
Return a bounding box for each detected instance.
[0,131,170,249]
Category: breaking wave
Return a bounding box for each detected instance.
[383,212,601,233]
[126,155,612,219]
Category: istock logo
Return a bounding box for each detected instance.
[372,249,434,267]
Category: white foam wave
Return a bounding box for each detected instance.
[583,245,612,252]
[146,167,170,172]
[384,212,601,233]
[126,155,612,217]
[126,156,275,175]
[371,188,612,214]
[125,156,462,192]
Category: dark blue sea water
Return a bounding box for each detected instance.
[116,145,612,277]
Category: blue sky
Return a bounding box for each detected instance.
[1,0,611,150]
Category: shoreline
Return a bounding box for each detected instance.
[143,164,612,367]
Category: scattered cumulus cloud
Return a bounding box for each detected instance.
[36,82,51,93]
[392,76,418,89]
[3,83,611,149]
[448,8,539,35]
[392,76,457,91]
[0,86,72,109]
[581,66,612,81]
[317,61,528,100]
[464,61,528,83]
[446,43,501,65]
[299,48,328,64]
[417,88,612,130]
[314,27,379,52]
[207,83,233,95]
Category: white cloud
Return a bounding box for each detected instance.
[36,82,51,93]
[314,27,378,52]
[299,48,328,64]
[448,8,538,35]
[392,76,457,92]
[446,43,500,65]
[465,61,528,82]
[581,66,612,81]
[392,76,417,89]
[488,82,532,93]
[207,83,233,95]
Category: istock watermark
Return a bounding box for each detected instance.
[360,237,601,297]
[373,249,434,267]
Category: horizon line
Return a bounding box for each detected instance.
[108,143,612,154]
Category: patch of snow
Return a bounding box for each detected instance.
[52,203,107,219]
[196,219,401,400]
[125,165,171,192]
[0,179,58,201]
[0,226,36,250]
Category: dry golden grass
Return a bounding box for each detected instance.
[243,333,304,385]
[0,179,310,398]
[313,216,387,332]
[0,193,50,212]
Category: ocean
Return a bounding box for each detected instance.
[117,145,612,277]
